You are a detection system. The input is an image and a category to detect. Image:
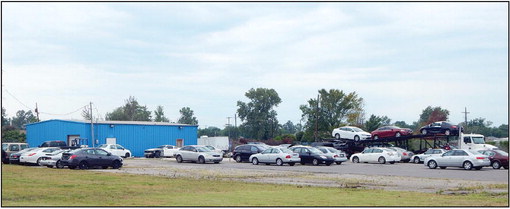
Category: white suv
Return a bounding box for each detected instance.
[98,144,132,158]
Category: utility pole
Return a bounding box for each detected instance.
[234,114,237,139]
[461,107,470,125]
[90,102,94,147]
[35,103,40,122]
[227,117,232,139]
[314,94,320,142]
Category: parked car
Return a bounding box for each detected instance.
[2,143,29,164]
[387,147,414,163]
[232,144,269,163]
[61,148,123,169]
[331,126,371,141]
[98,144,131,158]
[315,146,348,165]
[419,121,461,136]
[144,145,179,158]
[9,148,37,164]
[249,147,300,166]
[424,149,490,170]
[289,146,335,166]
[478,150,509,169]
[174,145,223,164]
[350,147,400,164]
[411,149,447,164]
[19,147,61,165]
[39,149,70,168]
[204,145,225,156]
[371,126,413,140]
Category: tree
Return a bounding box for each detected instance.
[153,106,170,122]
[300,89,364,141]
[418,106,449,127]
[198,126,221,137]
[2,107,10,127]
[364,114,391,132]
[11,110,38,129]
[82,107,92,120]
[177,107,198,125]
[237,88,282,140]
[105,96,152,121]
[281,120,297,135]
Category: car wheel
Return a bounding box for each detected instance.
[198,156,205,164]
[428,160,437,169]
[440,166,446,169]
[176,155,183,163]
[413,157,421,164]
[395,132,401,137]
[235,155,242,163]
[354,136,360,142]
[312,159,319,166]
[251,158,259,165]
[373,135,379,140]
[444,130,450,136]
[463,161,473,170]
[124,153,130,158]
[56,160,64,169]
[335,133,340,139]
[474,166,482,170]
[112,160,122,169]
[78,161,89,170]
[378,157,386,164]
[36,158,43,166]
[352,156,360,163]
[421,129,427,135]
[335,162,342,165]
[492,161,501,169]
[154,151,161,158]
[276,158,283,166]
[289,163,295,166]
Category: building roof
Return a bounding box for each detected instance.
[27,119,198,127]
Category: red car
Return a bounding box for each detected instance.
[371,126,413,140]
[478,150,509,169]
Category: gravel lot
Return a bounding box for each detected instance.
[96,157,509,194]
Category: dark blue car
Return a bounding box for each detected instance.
[61,148,123,169]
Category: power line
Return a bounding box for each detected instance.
[3,89,33,110]
[39,105,88,116]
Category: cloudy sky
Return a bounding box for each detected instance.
[2,2,508,129]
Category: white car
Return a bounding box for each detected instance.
[144,145,179,158]
[175,145,223,164]
[249,147,300,166]
[204,145,225,156]
[19,147,61,165]
[411,149,447,164]
[332,126,371,141]
[315,146,348,165]
[39,149,70,168]
[424,149,491,170]
[350,147,400,164]
[98,144,132,158]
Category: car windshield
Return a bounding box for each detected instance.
[197,147,211,152]
[326,147,340,154]
[2,144,8,151]
[352,127,363,132]
[157,145,166,148]
[98,144,108,148]
[494,150,509,156]
[308,147,324,155]
[472,137,485,144]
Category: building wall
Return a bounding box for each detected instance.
[26,120,198,157]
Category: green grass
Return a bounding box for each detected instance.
[1,164,508,207]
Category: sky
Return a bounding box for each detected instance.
[2,2,508,129]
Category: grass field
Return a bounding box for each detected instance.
[1,164,508,207]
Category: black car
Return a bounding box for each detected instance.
[1,149,7,164]
[232,144,269,163]
[289,146,334,166]
[61,148,123,169]
[419,121,461,136]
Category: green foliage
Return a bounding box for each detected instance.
[295,131,304,142]
[462,118,508,138]
[300,89,364,141]
[198,126,222,137]
[274,134,296,144]
[105,96,152,121]
[153,106,170,122]
[177,107,198,125]
[418,106,449,128]
[281,120,297,135]
[11,110,38,129]
[237,88,282,140]
[1,127,26,143]
[364,115,391,132]
[2,107,10,127]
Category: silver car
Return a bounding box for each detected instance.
[174,145,223,164]
[315,146,348,165]
[411,149,447,164]
[39,149,70,168]
[249,147,300,166]
[387,147,414,163]
[424,149,491,170]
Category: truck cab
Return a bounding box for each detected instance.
[460,134,498,151]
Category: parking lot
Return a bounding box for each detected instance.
[96,157,508,194]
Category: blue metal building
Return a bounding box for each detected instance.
[26,119,198,157]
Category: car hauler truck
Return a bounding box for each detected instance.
[458,132,498,151]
